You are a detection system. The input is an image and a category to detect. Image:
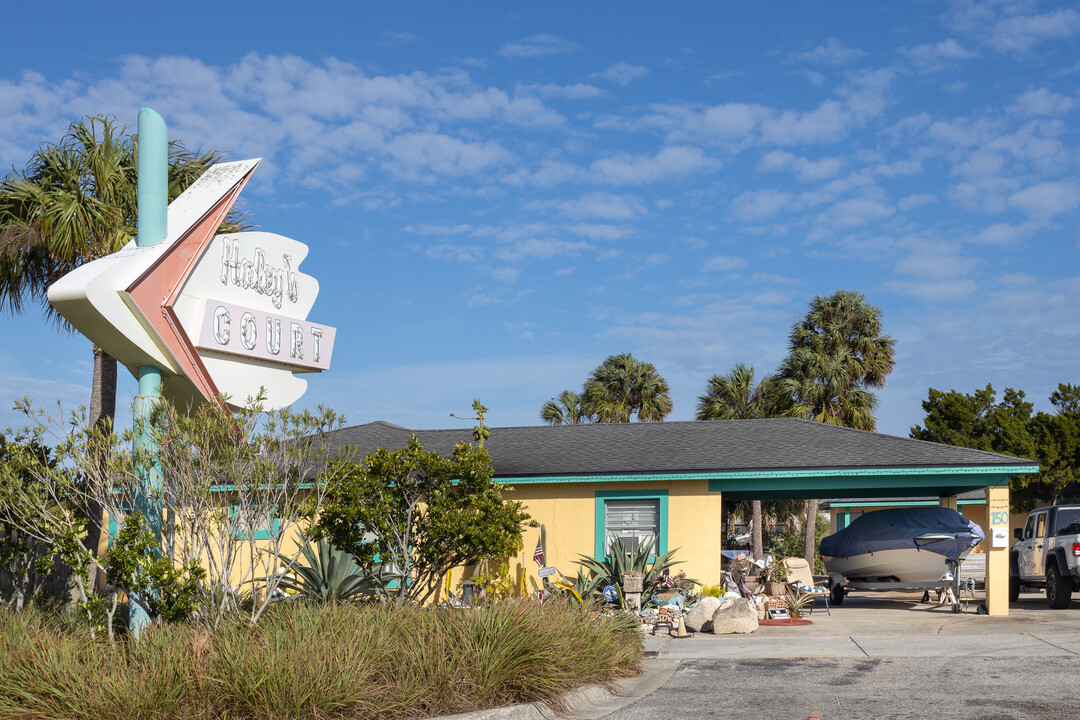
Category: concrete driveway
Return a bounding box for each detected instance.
[593,591,1080,720]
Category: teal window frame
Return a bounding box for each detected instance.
[106,504,136,546]
[230,504,280,540]
[594,489,668,560]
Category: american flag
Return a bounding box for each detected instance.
[663,573,675,588]
[532,536,544,567]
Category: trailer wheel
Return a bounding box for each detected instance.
[1046,564,1072,609]
[831,585,845,606]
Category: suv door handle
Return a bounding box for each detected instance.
[1036,544,1043,548]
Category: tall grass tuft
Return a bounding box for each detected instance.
[0,600,641,719]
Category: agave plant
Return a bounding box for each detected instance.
[574,534,692,604]
[270,535,392,604]
[554,566,604,605]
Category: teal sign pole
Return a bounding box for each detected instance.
[129,107,168,637]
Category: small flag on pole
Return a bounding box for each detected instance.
[532,535,544,567]
[663,572,675,589]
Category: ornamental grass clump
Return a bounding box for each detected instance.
[0,599,642,720]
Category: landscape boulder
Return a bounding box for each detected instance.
[684,596,723,632]
[709,597,758,634]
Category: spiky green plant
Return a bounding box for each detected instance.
[270,535,391,604]
[573,535,692,606]
[554,567,603,605]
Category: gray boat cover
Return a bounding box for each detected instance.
[820,507,984,559]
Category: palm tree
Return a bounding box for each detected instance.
[0,116,249,582]
[777,290,896,567]
[540,390,594,425]
[581,353,672,422]
[0,115,248,430]
[696,363,780,559]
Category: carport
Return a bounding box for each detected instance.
[331,417,1038,615]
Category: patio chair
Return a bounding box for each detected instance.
[781,557,830,615]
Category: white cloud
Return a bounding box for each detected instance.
[405,223,474,236]
[589,146,720,185]
[425,242,484,262]
[967,220,1044,246]
[903,39,978,73]
[789,38,866,65]
[815,194,895,233]
[882,279,978,302]
[1009,88,1075,117]
[489,267,521,283]
[497,34,579,58]
[730,189,795,221]
[532,83,604,100]
[566,223,635,240]
[893,237,979,282]
[530,192,647,220]
[494,238,592,262]
[898,193,938,211]
[593,62,649,86]
[378,31,419,47]
[624,71,894,149]
[702,255,747,272]
[382,132,511,179]
[758,150,843,181]
[988,7,1080,52]
[1008,181,1080,217]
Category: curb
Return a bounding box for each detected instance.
[437,657,681,720]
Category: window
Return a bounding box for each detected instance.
[1024,514,1036,539]
[605,499,658,553]
[1035,513,1047,539]
[232,505,280,540]
[594,490,667,560]
[1055,509,1080,536]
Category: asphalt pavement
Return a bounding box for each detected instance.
[601,590,1080,720]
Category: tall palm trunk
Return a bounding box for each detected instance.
[751,500,763,560]
[804,498,819,569]
[83,345,117,592]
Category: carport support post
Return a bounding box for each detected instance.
[984,485,1010,616]
[939,495,958,511]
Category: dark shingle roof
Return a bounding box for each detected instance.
[328,419,1033,479]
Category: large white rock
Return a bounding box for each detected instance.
[684,596,723,632]
[709,598,758,634]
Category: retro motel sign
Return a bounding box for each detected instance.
[48,129,336,410]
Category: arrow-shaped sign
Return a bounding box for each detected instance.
[48,160,336,410]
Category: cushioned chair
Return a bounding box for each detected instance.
[782,557,830,615]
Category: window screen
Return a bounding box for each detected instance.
[605,498,659,553]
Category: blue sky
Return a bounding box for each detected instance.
[1,1,1078,437]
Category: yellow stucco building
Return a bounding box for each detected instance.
[332,418,1037,615]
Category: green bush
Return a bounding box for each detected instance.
[766,515,831,574]
[0,600,641,719]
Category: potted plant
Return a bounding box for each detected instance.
[759,558,789,596]
[785,586,815,618]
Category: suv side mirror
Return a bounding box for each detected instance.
[1014,528,1023,539]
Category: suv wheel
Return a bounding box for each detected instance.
[1046,564,1072,609]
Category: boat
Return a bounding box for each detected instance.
[820,507,984,583]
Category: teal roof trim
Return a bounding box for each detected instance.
[499,465,1037,486]
[828,499,985,508]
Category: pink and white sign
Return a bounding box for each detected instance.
[48,160,337,410]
